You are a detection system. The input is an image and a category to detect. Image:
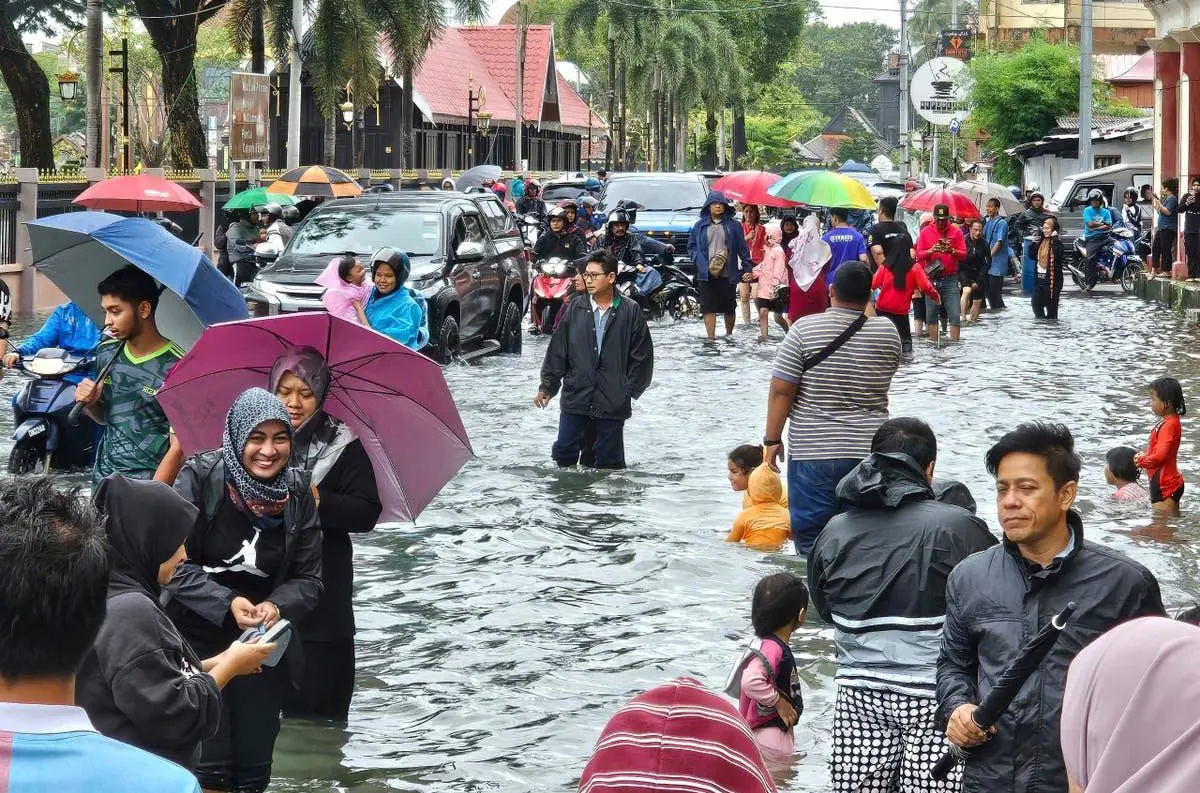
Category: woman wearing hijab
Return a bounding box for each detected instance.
[785,214,831,322]
[269,347,382,722]
[77,476,273,770]
[363,247,430,350]
[1062,617,1200,793]
[166,387,322,793]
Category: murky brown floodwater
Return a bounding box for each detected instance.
[8,283,1196,792]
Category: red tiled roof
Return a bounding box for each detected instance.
[412,25,599,132]
[412,27,516,123]
[1108,50,1153,83]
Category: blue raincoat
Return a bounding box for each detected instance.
[365,287,430,351]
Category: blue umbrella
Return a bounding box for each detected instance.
[838,160,875,174]
[26,212,247,349]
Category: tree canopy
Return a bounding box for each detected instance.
[790,21,896,118]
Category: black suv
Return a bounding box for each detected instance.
[245,191,529,363]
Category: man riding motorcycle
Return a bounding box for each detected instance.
[534,207,588,262]
[258,202,294,254]
[516,180,546,220]
[593,209,645,270]
[1081,188,1115,283]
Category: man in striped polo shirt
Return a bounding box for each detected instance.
[808,418,996,791]
[763,262,902,554]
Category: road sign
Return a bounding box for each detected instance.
[949,118,961,136]
[229,72,270,162]
[939,29,972,61]
[910,57,972,127]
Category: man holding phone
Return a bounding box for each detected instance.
[915,204,967,343]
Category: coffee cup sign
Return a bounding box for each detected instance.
[229,72,270,162]
[909,57,972,127]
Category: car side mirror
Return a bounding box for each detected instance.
[258,251,278,263]
[454,240,486,262]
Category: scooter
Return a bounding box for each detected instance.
[530,257,575,334]
[616,260,700,320]
[9,348,98,474]
[1069,227,1144,293]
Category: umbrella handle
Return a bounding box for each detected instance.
[69,340,125,425]
[931,746,967,781]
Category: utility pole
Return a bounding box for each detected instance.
[109,36,130,172]
[606,23,615,172]
[899,0,910,179]
[286,0,303,169]
[514,2,528,172]
[1078,0,1094,173]
[85,0,102,167]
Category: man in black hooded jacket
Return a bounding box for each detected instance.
[535,250,653,468]
[809,418,996,792]
[937,422,1164,793]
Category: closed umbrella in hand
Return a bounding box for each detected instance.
[931,602,1078,780]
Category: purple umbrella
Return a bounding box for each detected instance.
[157,313,472,522]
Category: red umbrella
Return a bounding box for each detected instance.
[709,170,798,208]
[74,174,203,213]
[900,186,981,220]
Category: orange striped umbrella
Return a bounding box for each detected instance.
[267,165,363,198]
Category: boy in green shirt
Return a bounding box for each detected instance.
[74,266,184,483]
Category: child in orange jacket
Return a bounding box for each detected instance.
[726,445,791,551]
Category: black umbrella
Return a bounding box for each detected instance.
[931,601,1077,781]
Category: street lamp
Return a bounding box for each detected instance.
[57,71,79,102]
[476,111,492,136]
[340,100,355,129]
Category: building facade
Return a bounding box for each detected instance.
[1146,0,1200,193]
[985,0,1155,54]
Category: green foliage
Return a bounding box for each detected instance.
[740,114,810,171]
[836,117,878,165]
[969,37,1142,184]
[790,21,896,117]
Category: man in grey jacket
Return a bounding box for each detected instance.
[937,422,1164,793]
[809,417,996,792]
[535,251,654,469]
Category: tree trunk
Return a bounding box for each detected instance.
[732,105,747,170]
[354,112,365,170]
[618,60,627,167]
[323,112,335,166]
[85,0,103,167]
[0,15,54,169]
[701,109,716,170]
[606,32,615,171]
[137,2,209,167]
[251,1,266,74]
[400,65,415,172]
[667,96,675,171]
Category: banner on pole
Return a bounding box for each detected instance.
[229,72,270,162]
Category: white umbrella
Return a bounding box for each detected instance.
[952,180,1024,216]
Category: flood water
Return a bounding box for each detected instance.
[8,285,1199,792]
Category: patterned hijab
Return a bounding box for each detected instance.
[222,388,294,517]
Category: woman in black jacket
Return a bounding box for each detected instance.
[269,346,382,722]
[1032,216,1066,321]
[167,387,323,793]
[77,475,272,769]
[960,218,989,323]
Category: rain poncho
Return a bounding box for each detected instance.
[316,257,372,325]
[365,286,429,351]
[755,227,789,297]
[726,463,791,551]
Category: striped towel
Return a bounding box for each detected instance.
[579,677,777,793]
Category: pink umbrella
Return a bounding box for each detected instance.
[74,174,203,213]
[709,170,798,208]
[156,313,472,522]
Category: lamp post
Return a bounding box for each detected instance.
[109,36,130,172]
[475,110,492,165]
[466,77,483,168]
[57,71,79,102]
[340,100,355,167]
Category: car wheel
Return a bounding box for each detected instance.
[436,316,461,364]
[499,301,523,355]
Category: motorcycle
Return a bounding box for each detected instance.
[8,348,98,474]
[518,214,544,250]
[616,260,700,320]
[530,257,575,334]
[1068,227,1144,293]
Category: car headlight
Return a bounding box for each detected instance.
[250,277,281,297]
[409,261,443,282]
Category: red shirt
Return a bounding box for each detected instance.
[1138,413,1183,498]
[916,222,967,277]
[872,263,939,315]
[743,222,768,264]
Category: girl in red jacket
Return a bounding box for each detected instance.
[869,231,940,355]
[1136,376,1186,513]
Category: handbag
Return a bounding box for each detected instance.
[708,249,729,278]
[925,260,945,279]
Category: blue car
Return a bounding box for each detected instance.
[597,173,711,275]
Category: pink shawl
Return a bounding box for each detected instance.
[316,257,373,324]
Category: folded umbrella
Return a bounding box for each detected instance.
[74,174,203,213]
[156,313,472,523]
[931,601,1077,780]
[26,212,248,349]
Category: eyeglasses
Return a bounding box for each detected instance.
[582,271,608,281]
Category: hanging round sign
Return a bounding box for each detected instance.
[910,57,972,127]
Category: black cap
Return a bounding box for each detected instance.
[933,203,950,220]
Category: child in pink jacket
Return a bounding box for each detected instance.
[754,227,791,341]
[316,255,373,325]
[725,572,807,772]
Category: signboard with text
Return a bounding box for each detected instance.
[939,29,972,61]
[229,72,269,162]
[910,57,972,127]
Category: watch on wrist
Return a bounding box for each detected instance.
[762,438,782,447]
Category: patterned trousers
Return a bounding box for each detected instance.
[831,685,961,793]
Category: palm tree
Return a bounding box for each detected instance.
[85,0,102,167]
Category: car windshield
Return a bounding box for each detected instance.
[289,208,442,256]
[600,178,708,212]
[1050,181,1073,207]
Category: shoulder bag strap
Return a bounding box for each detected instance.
[802,313,868,373]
